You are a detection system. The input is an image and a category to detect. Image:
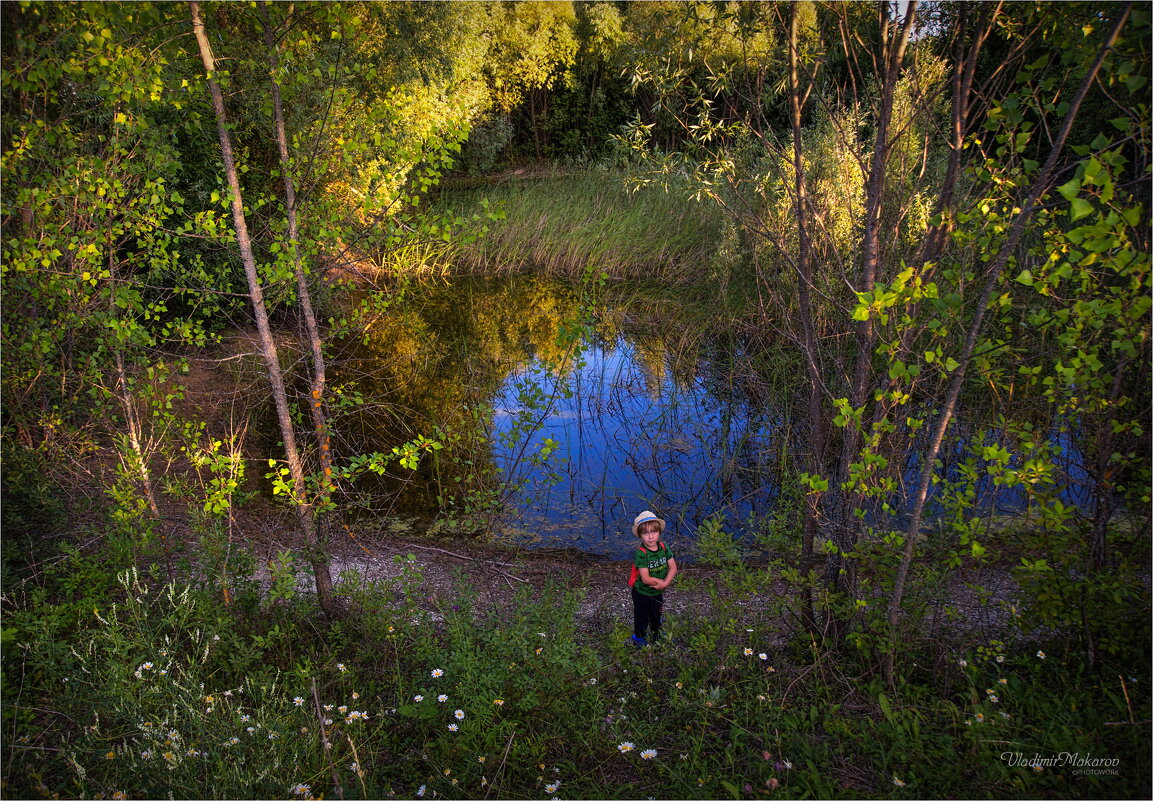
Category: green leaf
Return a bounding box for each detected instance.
[1015,270,1034,286]
[1069,197,1093,221]
[1056,178,1081,201]
[945,357,960,372]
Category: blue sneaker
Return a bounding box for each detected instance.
[630,635,648,649]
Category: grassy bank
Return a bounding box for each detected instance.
[435,169,728,283]
[4,555,1148,800]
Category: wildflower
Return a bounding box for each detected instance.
[324,718,333,726]
[246,727,255,733]
[535,647,543,655]
[743,648,753,656]
[989,694,999,703]
[293,696,304,707]
[675,682,683,689]
[159,669,168,676]
[974,713,985,723]
[227,737,239,746]
[168,730,179,740]
[759,653,768,660]
[893,776,906,788]
[213,634,221,641]
[224,690,232,697]
[388,625,395,632]
[964,720,972,726]
[493,699,504,707]
[680,754,688,760]
[352,692,360,700]
[1032,765,1043,773]
[757,695,767,701]
[998,678,1008,686]
[267,731,279,739]
[957,659,968,667]
[999,712,1011,720]
[414,695,424,703]
[338,705,348,714]
[416,786,426,798]
[337,663,347,672]
[105,751,115,760]
[454,709,465,720]
[448,723,459,732]
[1036,650,1046,660]
[240,714,251,722]
[641,749,657,760]
[995,655,1005,664]
[431,669,444,678]
[141,750,153,760]
[985,688,994,695]
[478,756,487,764]
[324,704,333,711]
[781,760,793,770]
[142,662,153,670]
[437,695,448,703]
[291,783,311,797]
[443,769,451,776]
[162,751,176,764]
[589,678,597,685]
[205,695,215,705]
[766,666,776,673]
[766,777,779,790]
[545,781,561,794]
[112,792,126,800]
[618,742,635,753]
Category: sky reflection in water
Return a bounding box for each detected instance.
[490,335,776,560]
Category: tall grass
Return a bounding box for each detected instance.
[4,555,1149,800]
[434,169,726,283]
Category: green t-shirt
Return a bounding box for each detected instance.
[632,542,673,597]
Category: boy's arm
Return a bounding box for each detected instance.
[652,558,678,590]
[637,567,662,588]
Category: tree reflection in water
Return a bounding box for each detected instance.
[329,274,778,557]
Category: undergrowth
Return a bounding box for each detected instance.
[3,548,1149,800]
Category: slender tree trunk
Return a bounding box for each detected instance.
[260,2,337,606]
[190,0,338,618]
[826,0,917,607]
[788,2,823,636]
[883,3,1132,688]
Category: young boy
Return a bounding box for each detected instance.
[628,510,677,647]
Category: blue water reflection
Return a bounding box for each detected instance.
[490,336,777,559]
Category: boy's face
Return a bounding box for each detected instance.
[639,522,661,549]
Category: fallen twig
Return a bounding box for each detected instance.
[397,541,529,583]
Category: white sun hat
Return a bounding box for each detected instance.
[631,510,666,537]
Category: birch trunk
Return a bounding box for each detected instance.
[190,0,337,618]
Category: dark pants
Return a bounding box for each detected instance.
[631,587,664,641]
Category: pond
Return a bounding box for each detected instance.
[332,274,783,560]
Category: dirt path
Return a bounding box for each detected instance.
[238,516,1023,649]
